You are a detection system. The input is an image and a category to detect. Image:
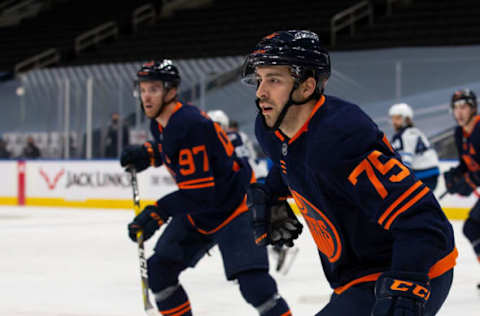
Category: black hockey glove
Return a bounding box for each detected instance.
[120,145,150,172]
[128,205,169,242]
[444,167,473,196]
[371,272,431,316]
[247,183,303,248]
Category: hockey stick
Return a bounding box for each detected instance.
[128,168,157,316]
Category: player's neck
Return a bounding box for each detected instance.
[155,101,177,127]
[279,99,317,138]
[463,114,478,134]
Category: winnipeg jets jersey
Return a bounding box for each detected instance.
[391,127,439,178]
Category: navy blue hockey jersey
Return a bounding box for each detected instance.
[256,95,456,293]
[147,102,253,233]
[454,115,480,183]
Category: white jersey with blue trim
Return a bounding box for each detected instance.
[390,126,439,171]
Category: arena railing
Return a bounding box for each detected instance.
[14,48,60,74]
[132,3,156,32]
[74,21,119,55]
[330,0,373,47]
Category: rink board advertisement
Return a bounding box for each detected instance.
[22,160,176,208]
[0,159,474,219]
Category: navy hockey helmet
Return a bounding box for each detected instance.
[242,30,330,89]
[451,89,477,110]
[137,59,181,89]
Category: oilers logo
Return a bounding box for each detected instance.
[291,189,342,263]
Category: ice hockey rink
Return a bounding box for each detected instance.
[1,206,478,316]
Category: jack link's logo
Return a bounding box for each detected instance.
[39,168,65,190]
[291,189,342,263]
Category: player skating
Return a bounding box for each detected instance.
[242,30,456,315]
[444,89,480,290]
[389,103,440,190]
[121,60,293,316]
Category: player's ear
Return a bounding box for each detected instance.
[301,77,317,98]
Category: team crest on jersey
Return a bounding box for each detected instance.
[282,143,288,156]
[291,189,342,263]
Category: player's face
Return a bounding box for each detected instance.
[139,81,165,119]
[390,115,404,131]
[255,66,295,128]
[453,102,475,127]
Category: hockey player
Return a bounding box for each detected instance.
[120,60,292,316]
[444,89,480,289]
[389,103,440,190]
[208,109,297,273]
[242,30,456,315]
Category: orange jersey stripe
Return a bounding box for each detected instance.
[178,182,215,190]
[428,248,458,279]
[168,306,191,316]
[378,181,423,225]
[334,248,457,295]
[187,196,249,235]
[384,187,429,230]
[160,301,190,315]
[281,311,292,316]
[334,272,382,295]
[177,177,214,186]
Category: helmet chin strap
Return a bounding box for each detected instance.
[152,89,177,119]
[256,83,320,132]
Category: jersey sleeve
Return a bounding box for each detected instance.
[326,122,453,275]
[155,119,224,216]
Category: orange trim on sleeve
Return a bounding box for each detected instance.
[428,248,458,279]
[288,95,325,145]
[160,301,190,315]
[384,187,430,230]
[334,272,382,295]
[334,248,457,295]
[177,177,214,186]
[378,181,423,225]
[281,311,292,316]
[187,196,249,235]
[178,182,215,190]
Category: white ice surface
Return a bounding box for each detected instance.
[0,206,478,316]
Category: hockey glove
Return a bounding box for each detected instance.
[444,167,473,196]
[247,183,303,247]
[128,205,169,242]
[371,272,431,316]
[120,145,150,172]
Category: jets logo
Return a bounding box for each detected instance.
[291,189,342,263]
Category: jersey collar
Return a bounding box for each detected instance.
[462,115,480,138]
[157,101,183,133]
[274,95,326,144]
